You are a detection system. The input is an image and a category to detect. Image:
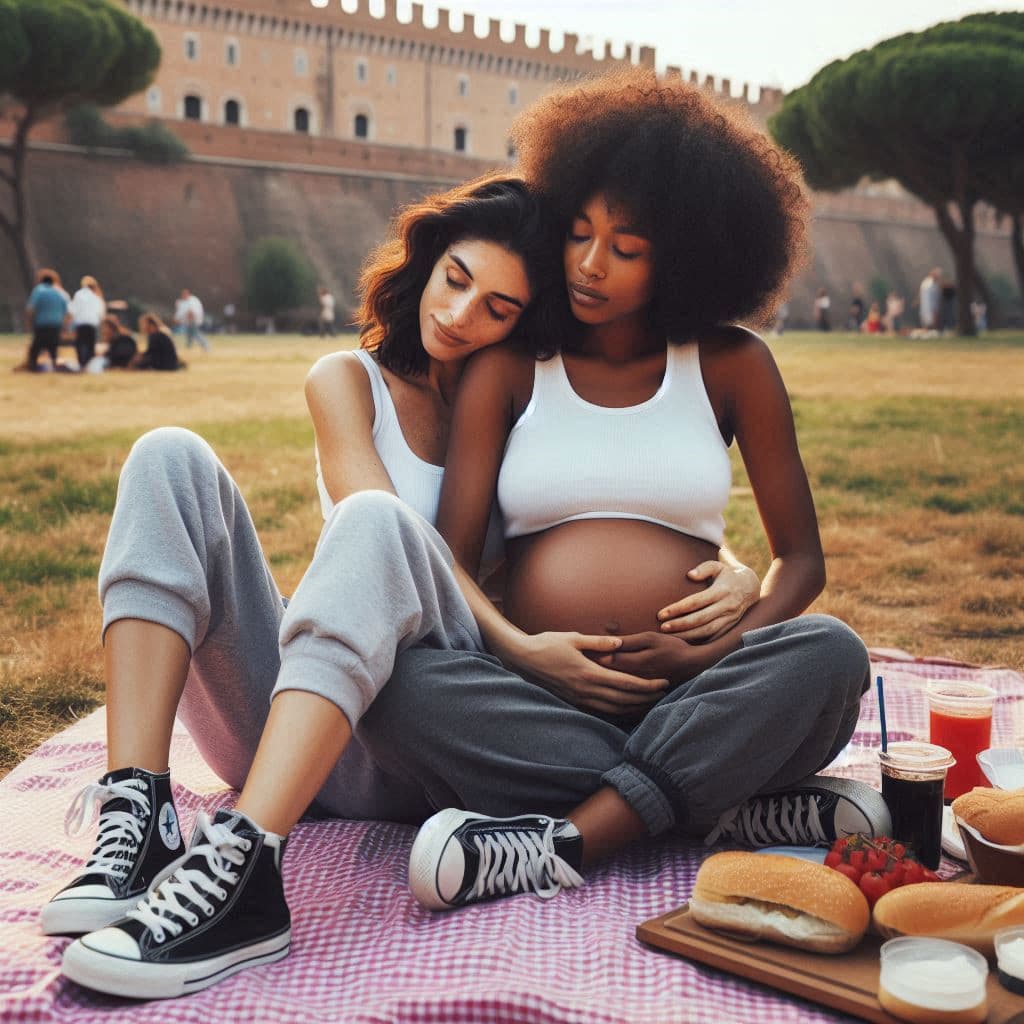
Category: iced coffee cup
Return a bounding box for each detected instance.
[927,682,995,801]
[879,742,955,869]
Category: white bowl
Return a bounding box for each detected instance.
[977,748,1024,790]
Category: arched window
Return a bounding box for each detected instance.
[184,94,202,121]
[294,107,310,133]
[224,99,240,125]
[354,113,368,139]
[453,126,467,152]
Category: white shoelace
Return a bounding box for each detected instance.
[704,794,827,847]
[472,820,584,901]
[65,777,150,882]
[127,812,251,943]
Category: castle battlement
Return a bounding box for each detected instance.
[116,0,782,156]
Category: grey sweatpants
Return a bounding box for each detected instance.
[100,427,870,835]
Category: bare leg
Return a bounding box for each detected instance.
[234,690,353,836]
[105,619,191,774]
[567,786,647,868]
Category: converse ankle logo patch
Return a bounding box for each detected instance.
[157,803,181,849]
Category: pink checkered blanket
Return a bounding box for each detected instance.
[2,654,1022,1023]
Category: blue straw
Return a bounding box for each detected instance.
[876,675,889,753]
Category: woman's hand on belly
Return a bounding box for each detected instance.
[596,631,718,688]
[510,631,670,716]
[657,559,761,641]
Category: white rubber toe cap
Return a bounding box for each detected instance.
[78,927,143,960]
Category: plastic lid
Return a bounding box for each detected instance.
[879,741,956,780]
[995,927,1024,981]
[927,681,996,714]
[880,937,988,1012]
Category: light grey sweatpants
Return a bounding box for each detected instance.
[100,427,870,835]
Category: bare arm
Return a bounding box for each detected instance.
[305,351,396,502]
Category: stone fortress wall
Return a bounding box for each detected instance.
[0,0,1016,327]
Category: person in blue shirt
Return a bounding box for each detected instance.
[24,269,70,371]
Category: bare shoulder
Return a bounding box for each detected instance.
[306,349,373,400]
[697,325,776,373]
[461,345,535,405]
[305,349,376,425]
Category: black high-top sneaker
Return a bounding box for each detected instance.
[703,775,894,848]
[409,809,585,911]
[41,767,185,936]
[61,809,290,1000]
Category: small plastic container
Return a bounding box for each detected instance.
[995,926,1024,996]
[878,937,988,1024]
[977,746,1024,790]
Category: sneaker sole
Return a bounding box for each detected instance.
[61,929,291,999]
[408,808,488,911]
[40,894,143,936]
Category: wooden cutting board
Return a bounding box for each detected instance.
[637,905,1024,1024]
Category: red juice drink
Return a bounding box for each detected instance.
[927,683,996,801]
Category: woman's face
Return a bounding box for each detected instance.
[563,193,655,327]
[418,238,532,364]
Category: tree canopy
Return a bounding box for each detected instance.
[0,0,161,294]
[770,16,1024,334]
[245,238,317,322]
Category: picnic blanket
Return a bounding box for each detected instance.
[2,653,1022,1024]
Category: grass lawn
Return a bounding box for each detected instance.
[1,330,1022,776]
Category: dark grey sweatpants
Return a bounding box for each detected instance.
[100,427,870,835]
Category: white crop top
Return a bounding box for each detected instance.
[315,349,505,574]
[497,343,731,546]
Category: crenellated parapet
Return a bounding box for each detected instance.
[123,0,660,81]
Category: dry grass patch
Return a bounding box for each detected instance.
[1,330,1022,775]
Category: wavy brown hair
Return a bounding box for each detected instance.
[355,172,565,376]
[511,67,810,339]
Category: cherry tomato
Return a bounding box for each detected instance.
[834,863,862,885]
[848,850,868,872]
[884,860,906,886]
[891,842,907,859]
[865,850,887,873]
[859,871,893,908]
[824,850,843,868]
[921,869,941,883]
[901,861,925,885]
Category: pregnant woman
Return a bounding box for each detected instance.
[361,68,890,909]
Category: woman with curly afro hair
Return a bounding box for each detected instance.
[391,68,886,911]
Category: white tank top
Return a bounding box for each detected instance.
[497,343,731,546]
[315,349,505,574]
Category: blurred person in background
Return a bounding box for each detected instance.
[173,288,209,352]
[136,313,185,371]
[69,276,106,368]
[318,286,337,337]
[23,269,70,372]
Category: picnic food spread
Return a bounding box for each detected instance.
[689,851,869,954]
[873,883,1024,960]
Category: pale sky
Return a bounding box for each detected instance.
[390,0,1022,93]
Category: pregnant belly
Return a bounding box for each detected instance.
[503,519,719,636]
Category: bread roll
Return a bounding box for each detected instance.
[873,883,1024,958]
[951,788,1024,846]
[689,851,869,954]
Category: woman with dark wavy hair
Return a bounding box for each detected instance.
[45,173,572,993]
